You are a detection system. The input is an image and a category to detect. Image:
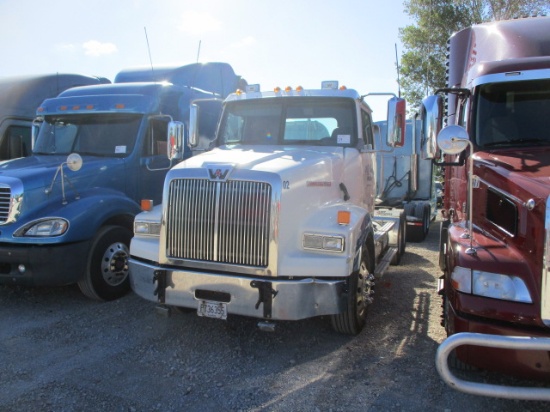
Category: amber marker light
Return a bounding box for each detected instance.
[285,86,292,92]
[274,86,281,93]
[141,199,154,211]
[115,103,125,109]
[296,85,303,92]
[337,210,351,225]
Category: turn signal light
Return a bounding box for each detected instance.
[337,210,351,225]
[141,199,154,211]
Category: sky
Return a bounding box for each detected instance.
[0,0,413,121]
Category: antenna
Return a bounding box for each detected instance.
[196,40,202,63]
[144,27,154,74]
[395,43,401,98]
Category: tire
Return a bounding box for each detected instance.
[78,225,132,301]
[407,204,430,242]
[331,248,373,335]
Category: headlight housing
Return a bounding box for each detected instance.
[14,218,69,237]
[451,266,532,303]
[134,221,161,236]
[303,233,344,252]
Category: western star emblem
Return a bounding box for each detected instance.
[207,164,233,181]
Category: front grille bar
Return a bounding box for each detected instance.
[166,179,271,267]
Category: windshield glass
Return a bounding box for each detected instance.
[33,113,142,156]
[475,79,550,148]
[218,97,356,146]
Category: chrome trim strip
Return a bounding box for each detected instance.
[475,176,526,207]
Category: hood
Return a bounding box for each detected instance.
[174,145,345,181]
[476,147,550,199]
[0,155,69,190]
[0,154,125,198]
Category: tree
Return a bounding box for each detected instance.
[399,0,550,112]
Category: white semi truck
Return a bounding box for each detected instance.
[374,115,439,243]
[129,82,407,334]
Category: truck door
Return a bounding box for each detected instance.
[138,117,172,204]
[360,109,376,211]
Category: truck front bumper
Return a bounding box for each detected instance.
[449,303,550,379]
[0,240,91,286]
[129,258,347,321]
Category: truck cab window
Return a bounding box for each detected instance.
[219,98,357,146]
[3,125,31,159]
[361,110,374,149]
[220,102,282,145]
[34,114,141,156]
[476,79,550,148]
[144,117,169,156]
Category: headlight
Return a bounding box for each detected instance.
[303,233,344,252]
[134,221,161,236]
[14,218,69,237]
[451,266,532,303]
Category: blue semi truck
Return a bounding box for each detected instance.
[0,62,245,300]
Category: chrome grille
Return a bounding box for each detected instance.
[166,179,271,267]
[0,186,11,223]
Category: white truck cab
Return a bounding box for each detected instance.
[129,81,406,334]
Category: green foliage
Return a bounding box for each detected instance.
[399,0,550,113]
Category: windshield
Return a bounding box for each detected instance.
[33,113,142,156]
[475,79,550,148]
[219,97,356,146]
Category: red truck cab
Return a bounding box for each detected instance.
[425,16,550,398]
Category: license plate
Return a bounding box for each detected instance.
[197,300,227,320]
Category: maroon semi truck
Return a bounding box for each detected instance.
[423,16,550,399]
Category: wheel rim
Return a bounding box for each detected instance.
[356,260,370,318]
[100,241,129,286]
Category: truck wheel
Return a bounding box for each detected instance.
[78,225,132,301]
[331,248,372,335]
[408,204,430,242]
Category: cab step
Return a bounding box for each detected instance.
[374,247,397,279]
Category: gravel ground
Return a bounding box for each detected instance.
[1,218,549,411]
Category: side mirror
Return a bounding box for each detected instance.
[421,95,443,159]
[188,98,223,151]
[188,104,199,148]
[386,97,406,147]
[167,121,185,161]
[32,117,43,150]
[437,125,470,155]
[66,153,83,172]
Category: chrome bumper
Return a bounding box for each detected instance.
[436,332,550,400]
[129,258,347,320]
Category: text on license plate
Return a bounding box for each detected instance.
[197,300,227,320]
